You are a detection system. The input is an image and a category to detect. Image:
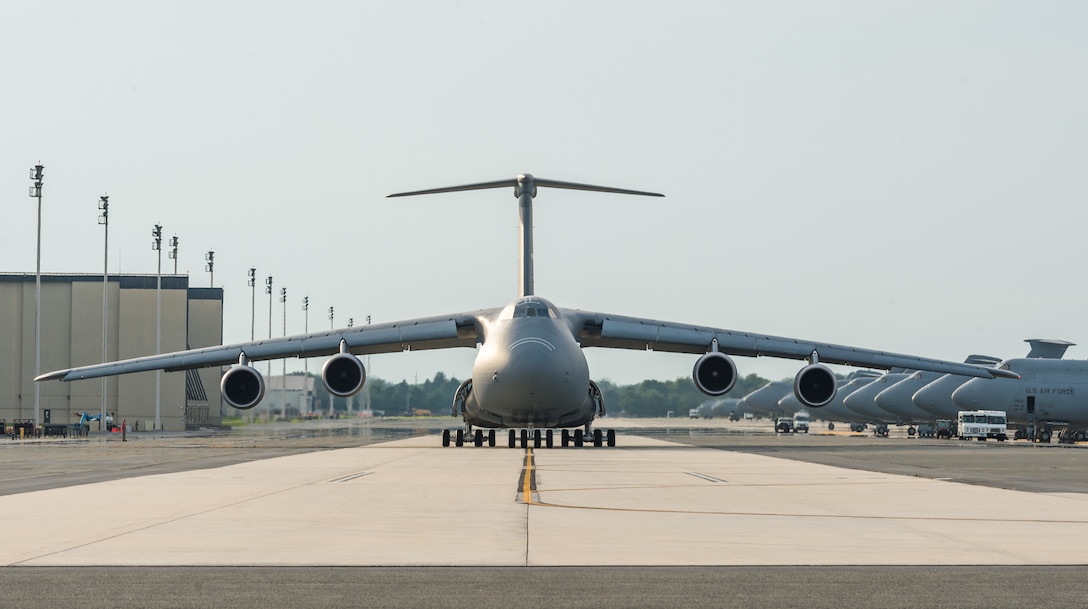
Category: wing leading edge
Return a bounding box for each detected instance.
[36,309,495,383]
[566,309,1017,379]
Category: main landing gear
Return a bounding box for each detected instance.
[442,424,616,448]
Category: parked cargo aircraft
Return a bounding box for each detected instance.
[952,341,1086,443]
[913,340,1073,421]
[778,371,882,432]
[36,174,1014,448]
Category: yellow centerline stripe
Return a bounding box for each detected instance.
[522,447,534,503]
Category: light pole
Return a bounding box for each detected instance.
[345,315,354,411]
[265,275,273,418]
[365,315,372,414]
[152,223,163,430]
[247,268,256,340]
[98,195,109,427]
[280,285,287,419]
[303,296,310,413]
[204,251,214,287]
[327,306,334,417]
[28,164,43,425]
[168,235,179,274]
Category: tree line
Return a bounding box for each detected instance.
[300,371,770,418]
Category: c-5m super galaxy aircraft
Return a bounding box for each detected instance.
[37,174,1015,448]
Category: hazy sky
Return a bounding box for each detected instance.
[3,1,1086,386]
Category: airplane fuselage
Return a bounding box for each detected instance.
[463,297,595,429]
[953,359,1088,427]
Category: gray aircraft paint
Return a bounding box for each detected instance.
[696,398,742,419]
[776,370,884,426]
[780,378,866,424]
[737,380,794,417]
[37,174,1014,435]
[842,372,911,422]
[912,342,1070,421]
[953,358,1088,429]
[913,373,974,419]
[876,355,1005,421]
[874,370,945,421]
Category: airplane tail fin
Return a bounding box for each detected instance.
[387,174,663,298]
[965,355,1002,366]
[1025,339,1075,359]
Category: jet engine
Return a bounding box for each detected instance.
[793,363,837,408]
[322,352,366,397]
[221,365,265,410]
[693,351,738,396]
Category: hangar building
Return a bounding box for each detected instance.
[0,273,224,431]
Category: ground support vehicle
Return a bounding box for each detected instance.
[774,417,794,433]
[935,419,956,439]
[907,423,936,438]
[9,420,40,440]
[957,410,1008,441]
[792,411,810,433]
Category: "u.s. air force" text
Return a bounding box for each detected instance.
[1026,386,1075,395]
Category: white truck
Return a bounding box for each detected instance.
[792,410,810,433]
[957,409,1008,441]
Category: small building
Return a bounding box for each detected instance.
[260,374,317,419]
[0,273,224,431]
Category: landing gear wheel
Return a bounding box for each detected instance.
[442,429,451,447]
[908,426,916,437]
[488,430,496,447]
[1039,429,1052,443]
[508,429,517,448]
[606,429,616,447]
[533,429,542,448]
[828,422,835,431]
[520,429,529,449]
[593,428,603,447]
[474,429,483,447]
[561,429,570,447]
[545,429,554,448]
[573,429,584,448]
[455,429,464,447]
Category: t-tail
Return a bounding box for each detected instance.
[388,174,664,298]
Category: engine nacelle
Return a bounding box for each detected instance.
[322,352,366,397]
[221,365,265,410]
[693,351,738,396]
[794,363,837,408]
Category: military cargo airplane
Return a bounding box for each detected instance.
[778,371,882,432]
[952,341,1085,443]
[913,340,1072,421]
[737,379,795,418]
[36,174,1014,448]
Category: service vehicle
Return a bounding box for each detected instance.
[792,411,810,433]
[935,419,956,439]
[957,410,1007,441]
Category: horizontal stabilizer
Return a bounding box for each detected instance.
[388,174,664,199]
[1025,339,1075,359]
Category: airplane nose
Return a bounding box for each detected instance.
[873,386,899,410]
[951,379,983,410]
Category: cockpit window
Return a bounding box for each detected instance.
[513,302,556,319]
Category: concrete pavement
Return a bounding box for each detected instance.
[3,433,1087,566]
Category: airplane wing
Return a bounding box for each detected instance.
[564,309,1017,379]
[36,309,497,383]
